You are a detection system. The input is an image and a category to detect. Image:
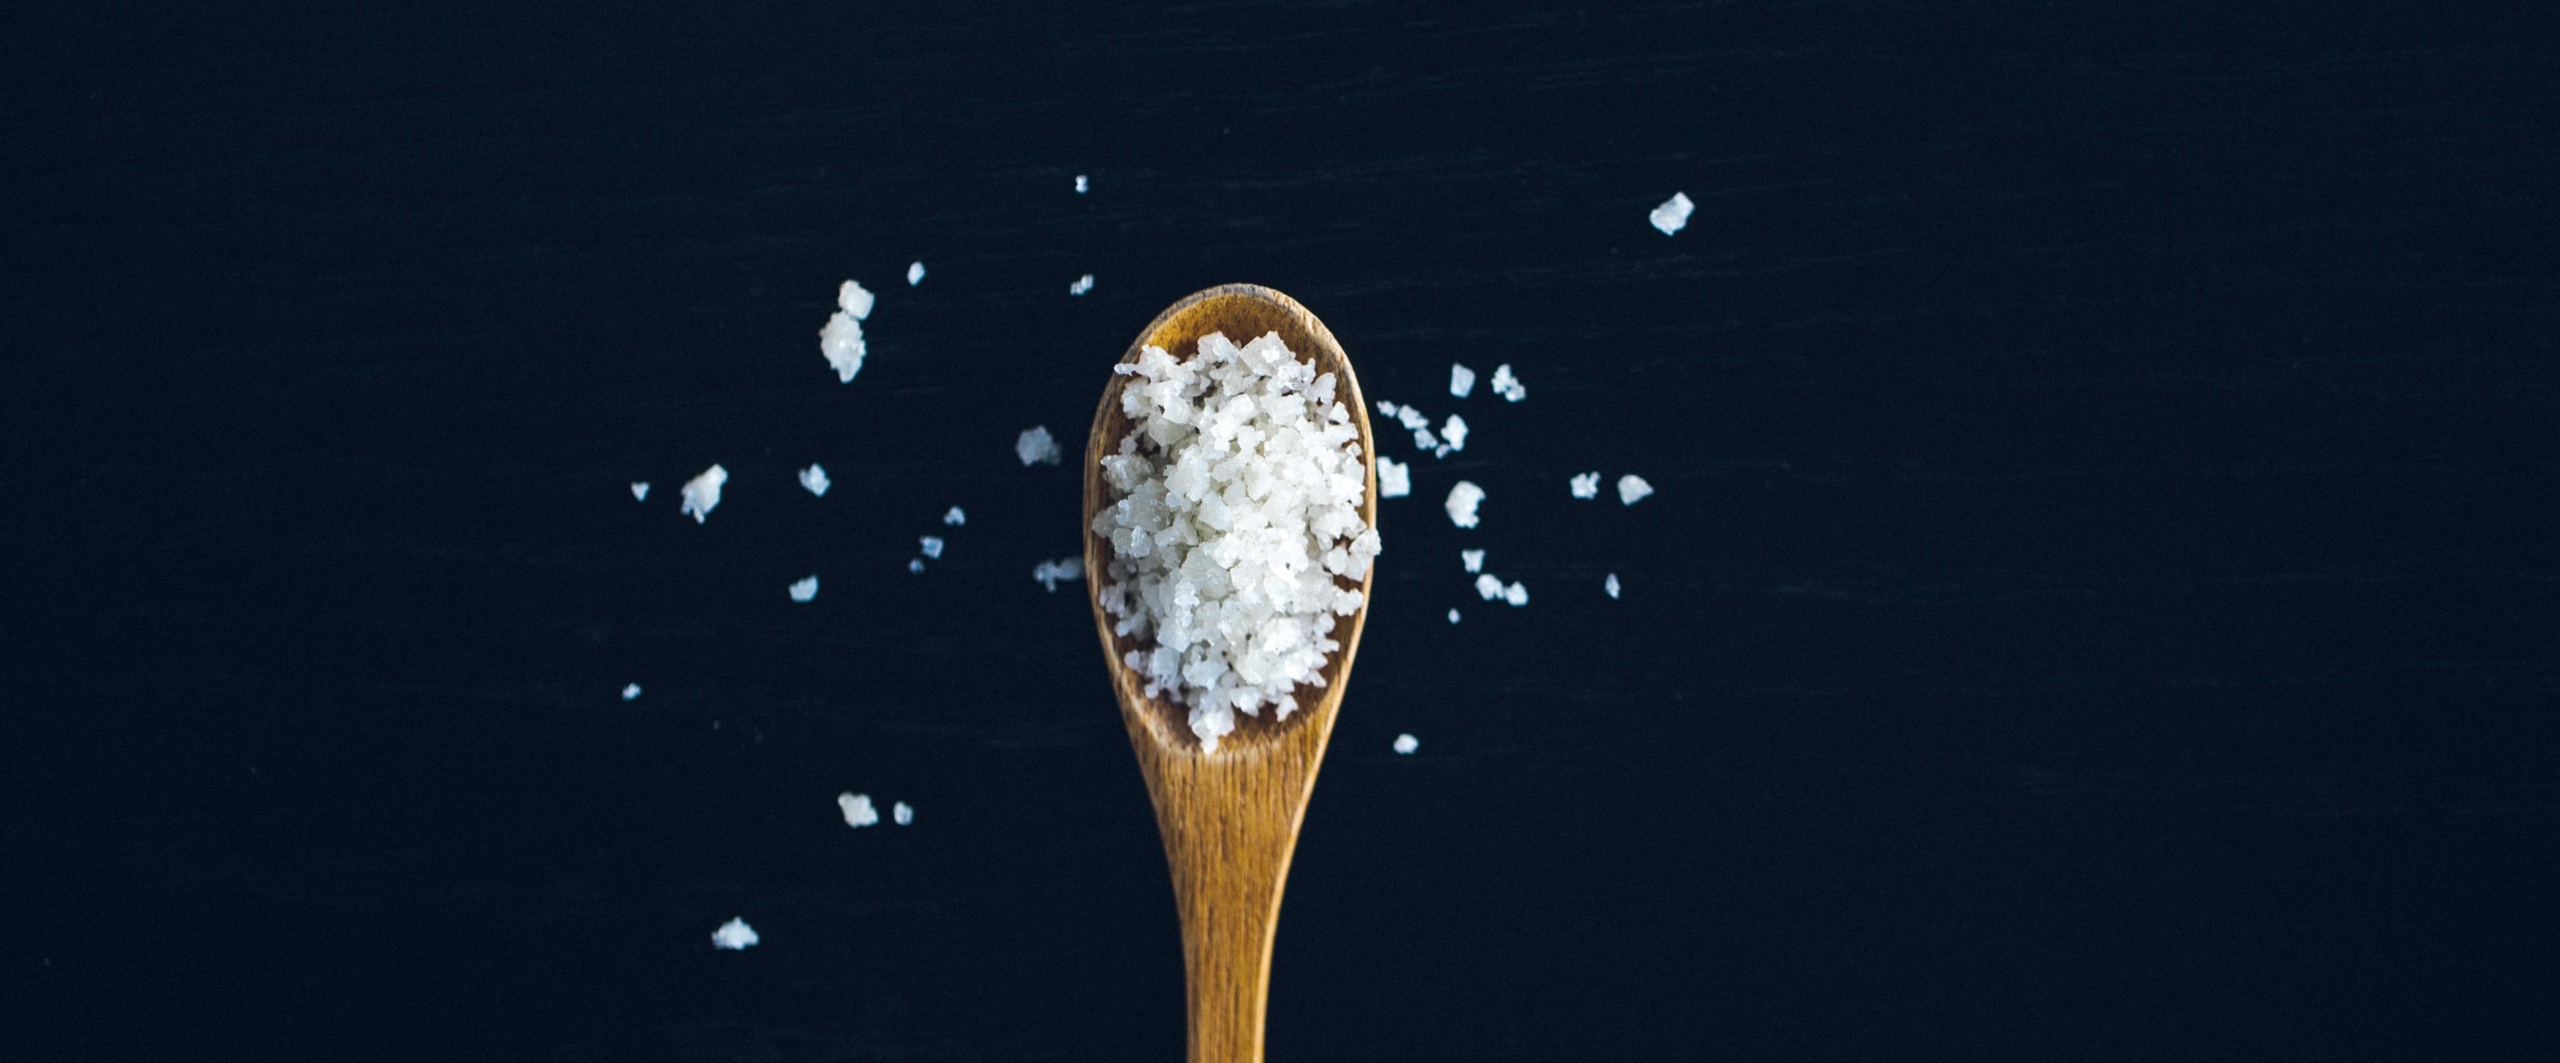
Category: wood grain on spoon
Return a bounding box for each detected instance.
[1082,284,1378,1063]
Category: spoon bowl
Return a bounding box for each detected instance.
[1082,284,1377,1063]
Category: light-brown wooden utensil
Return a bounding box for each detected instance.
[1082,284,1378,1063]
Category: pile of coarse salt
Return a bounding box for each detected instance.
[1092,331,1381,754]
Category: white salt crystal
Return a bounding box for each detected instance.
[1462,549,1484,573]
[819,281,871,383]
[631,482,650,501]
[1393,733,1419,754]
[711,917,760,950]
[1650,191,1694,236]
[908,559,925,573]
[1489,364,1527,402]
[1445,481,1484,528]
[1414,426,1440,451]
[1075,174,1089,193]
[1449,364,1476,399]
[1091,331,1382,755]
[1474,574,1505,600]
[920,536,944,559]
[1569,472,1601,499]
[1447,608,1460,623]
[892,801,913,826]
[798,464,830,497]
[839,280,876,321]
[1377,456,1411,498]
[1376,400,1399,418]
[838,792,879,828]
[906,261,925,286]
[789,575,819,602]
[1017,425,1062,466]
[1394,405,1429,431]
[1069,274,1095,296]
[1605,573,1621,599]
[1033,556,1083,592]
[1440,414,1468,454]
[621,683,642,701]
[1617,474,1654,506]
[942,506,967,526]
[679,465,727,524]
[1504,581,1529,606]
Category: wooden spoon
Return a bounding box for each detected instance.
[1082,284,1378,1063]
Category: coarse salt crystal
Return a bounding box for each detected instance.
[711,917,759,950]
[1447,608,1460,623]
[838,280,875,321]
[1605,573,1621,599]
[1489,364,1526,402]
[1033,556,1083,592]
[1414,426,1440,451]
[943,506,967,526]
[920,536,944,559]
[1439,415,1467,455]
[907,261,925,286]
[1393,733,1419,754]
[1474,574,1505,600]
[1377,456,1411,498]
[789,576,819,602]
[908,559,925,573]
[839,792,879,827]
[1017,425,1062,466]
[799,464,830,497]
[621,683,642,701]
[1504,581,1528,606]
[1075,174,1089,193]
[680,465,727,524]
[1462,549,1484,573]
[1570,472,1600,499]
[1069,274,1095,296]
[631,482,650,501]
[1449,364,1476,399]
[1445,481,1484,528]
[819,281,869,383]
[1617,474,1654,505]
[892,801,913,826]
[1650,191,1694,236]
[1395,405,1429,431]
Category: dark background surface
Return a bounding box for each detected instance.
[8,1,2557,1059]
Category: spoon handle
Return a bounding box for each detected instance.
[1141,736,1328,1063]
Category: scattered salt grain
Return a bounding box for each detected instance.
[1489,364,1527,402]
[1445,481,1485,528]
[1449,364,1476,399]
[1439,414,1468,455]
[1413,425,1440,451]
[1617,474,1654,506]
[631,482,650,501]
[711,918,760,951]
[819,281,872,383]
[920,536,944,559]
[1091,331,1381,754]
[1504,581,1529,606]
[1393,733,1419,754]
[909,559,925,573]
[1462,549,1484,573]
[1650,191,1694,236]
[1069,274,1096,296]
[1377,456,1411,498]
[621,683,642,701]
[1376,400,1397,418]
[1447,608,1461,623]
[906,261,926,286]
[1474,574,1505,600]
[943,506,967,526]
[679,465,727,524]
[1570,472,1601,499]
[838,792,879,828]
[1605,573,1622,599]
[1017,425,1062,466]
[1033,556,1083,592]
[892,801,914,826]
[1075,174,1089,193]
[1394,405,1429,431]
[799,464,831,497]
[789,576,819,602]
